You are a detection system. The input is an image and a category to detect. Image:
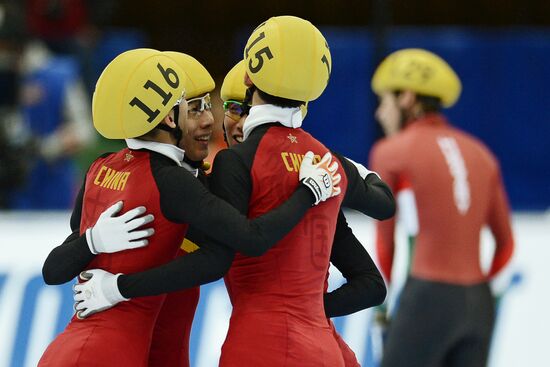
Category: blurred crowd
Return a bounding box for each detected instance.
[0,0,143,209]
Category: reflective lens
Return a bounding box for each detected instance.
[223,100,251,118]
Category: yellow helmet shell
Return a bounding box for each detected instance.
[243,16,331,102]
[371,48,462,108]
[222,60,309,120]
[164,52,215,99]
[221,60,247,102]
[93,48,190,139]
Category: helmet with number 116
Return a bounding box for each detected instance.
[243,15,332,102]
[93,48,191,139]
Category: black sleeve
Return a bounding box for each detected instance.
[324,211,387,318]
[119,204,237,299]
[118,239,235,298]
[208,148,251,214]
[42,181,96,285]
[333,152,396,220]
[183,226,207,247]
[157,149,314,257]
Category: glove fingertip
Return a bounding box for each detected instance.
[103,201,123,217]
[144,214,155,224]
[303,151,314,163]
[131,239,148,249]
[79,271,92,281]
[113,201,124,212]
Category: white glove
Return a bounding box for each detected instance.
[85,201,154,254]
[73,269,128,319]
[299,151,342,205]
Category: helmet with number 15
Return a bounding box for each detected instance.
[243,16,331,102]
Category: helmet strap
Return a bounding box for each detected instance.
[222,121,228,146]
[245,86,256,105]
[155,107,183,148]
[170,105,183,147]
[183,155,205,169]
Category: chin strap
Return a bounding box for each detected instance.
[222,121,228,146]
[155,123,183,147]
[155,105,183,146]
[182,155,211,171]
[244,86,255,107]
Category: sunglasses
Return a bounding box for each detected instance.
[187,93,212,117]
[171,89,187,123]
[223,100,251,120]
[173,89,186,107]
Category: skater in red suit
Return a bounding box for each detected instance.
[39,48,341,367]
[220,59,390,366]
[67,17,397,367]
[369,48,515,367]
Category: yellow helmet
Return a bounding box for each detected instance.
[243,16,331,102]
[164,52,215,99]
[92,48,189,139]
[371,48,462,108]
[221,60,247,102]
[221,59,309,119]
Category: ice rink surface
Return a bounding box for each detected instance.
[0,210,548,367]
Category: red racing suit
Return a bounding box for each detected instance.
[370,113,514,285]
[39,149,188,366]
[370,113,514,367]
[218,126,349,367]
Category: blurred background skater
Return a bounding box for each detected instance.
[7,39,94,209]
[368,48,515,367]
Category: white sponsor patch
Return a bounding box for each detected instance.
[437,136,471,215]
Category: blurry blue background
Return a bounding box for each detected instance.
[306,28,550,211]
[1,0,549,366]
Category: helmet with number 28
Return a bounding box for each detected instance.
[93,48,191,139]
[371,48,462,108]
[243,16,332,102]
